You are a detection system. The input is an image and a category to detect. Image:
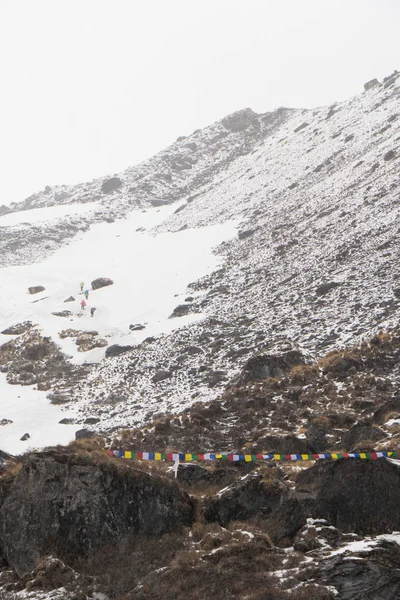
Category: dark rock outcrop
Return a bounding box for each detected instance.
[316,538,400,600]
[75,429,97,440]
[152,370,172,383]
[52,310,72,318]
[372,397,400,425]
[129,323,146,331]
[384,149,396,161]
[28,286,45,295]
[221,108,259,133]
[203,471,310,544]
[316,281,341,296]
[63,296,75,303]
[364,78,380,91]
[341,422,387,451]
[91,277,114,290]
[229,349,305,386]
[203,472,285,526]
[297,460,400,535]
[0,453,195,575]
[105,344,134,358]
[169,304,195,318]
[1,321,34,335]
[101,177,122,194]
[177,464,239,489]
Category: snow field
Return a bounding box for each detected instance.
[0,203,238,452]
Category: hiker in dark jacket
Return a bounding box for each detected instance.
[90,307,96,318]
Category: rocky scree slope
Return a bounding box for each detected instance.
[65,70,400,430]
[111,327,400,457]
[0,106,292,267]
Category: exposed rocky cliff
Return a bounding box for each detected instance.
[0,449,194,576]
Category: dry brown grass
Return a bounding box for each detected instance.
[0,460,23,479]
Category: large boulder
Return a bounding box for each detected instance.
[341,422,387,451]
[91,277,114,290]
[229,348,305,386]
[203,471,309,543]
[221,108,259,132]
[101,177,122,194]
[316,538,400,600]
[364,78,380,91]
[297,459,400,535]
[105,344,134,358]
[1,321,34,335]
[203,472,285,526]
[0,453,195,575]
[169,304,195,318]
[28,286,45,295]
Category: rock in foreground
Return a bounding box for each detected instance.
[0,451,195,575]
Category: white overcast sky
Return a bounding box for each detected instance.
[0,0,399,206]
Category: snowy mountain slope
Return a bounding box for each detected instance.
[0,204,237,453]
[0,70,399,445]
[65,71,400,431]
[0,107,292,267]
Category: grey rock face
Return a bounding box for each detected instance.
[203,472,309,544]
[152,369,172,383]
[229,349,305,386]
[28,286,45,294]
[384,149,396,161]
[221,108,260,132]
[0,453,195,575]
[1,321,34,335]
[341,422,387,451]
[101,177,122,193]
[91,277,113,290]
[298,460,400,536]
[105,344,134,358]
[316,539,400,600]
[203,472,285,526]
[316,281,341,296]
[169,303,195,318]
[364,78,380,91]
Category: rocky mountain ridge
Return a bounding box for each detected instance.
[0,106,292,267]
[1,69,400,600]
[1,70,399,434]
[66,69,400,430]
